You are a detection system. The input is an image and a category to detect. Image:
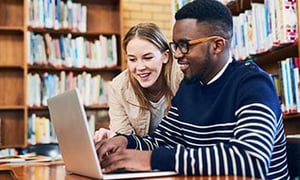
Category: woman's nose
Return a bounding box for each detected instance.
[136,61,146,70]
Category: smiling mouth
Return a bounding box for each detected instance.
[179,64,189,71]
[138,73,151,80]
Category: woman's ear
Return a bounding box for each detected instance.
[162,50,170,64]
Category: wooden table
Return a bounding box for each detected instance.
[0,162,257,180]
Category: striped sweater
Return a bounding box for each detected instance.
[126,60,289,179]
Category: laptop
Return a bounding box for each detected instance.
[47,88,177,180]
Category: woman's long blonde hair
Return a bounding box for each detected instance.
[123,22,174,114]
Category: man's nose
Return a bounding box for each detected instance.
[173,49,184,59]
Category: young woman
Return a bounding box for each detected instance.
[94,22,182,141]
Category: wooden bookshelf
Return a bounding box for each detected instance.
[253,41,300,135]
[229,0,300,135]
[0,0,123,148]
[171,0,300,135]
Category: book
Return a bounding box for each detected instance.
[0,154,53,165]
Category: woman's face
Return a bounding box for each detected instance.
[126,38,169,89]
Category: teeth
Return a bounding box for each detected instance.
[139,74,148,78]
[179,64,187,69]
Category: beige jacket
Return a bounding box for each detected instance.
[108,62,183,136]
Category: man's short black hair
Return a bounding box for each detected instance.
[175,0,233,39]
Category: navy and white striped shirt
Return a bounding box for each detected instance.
[126,60,289,179]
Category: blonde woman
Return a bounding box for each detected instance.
[94,22,182,141]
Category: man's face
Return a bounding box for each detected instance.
[172,19,214,82]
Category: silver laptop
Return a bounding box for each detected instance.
[47,88,177,180]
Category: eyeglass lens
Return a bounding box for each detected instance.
[170,41,189,54]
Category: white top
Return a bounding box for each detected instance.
[149,96,166,133]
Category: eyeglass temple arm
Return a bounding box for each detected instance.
[189,36,224,45]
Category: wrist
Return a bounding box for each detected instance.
[114,133,128,148]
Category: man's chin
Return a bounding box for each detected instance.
[183,75,201,84]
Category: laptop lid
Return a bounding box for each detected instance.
[47,88,103,179]
[47,88,177,179]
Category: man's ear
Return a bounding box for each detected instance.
[211,39,226,54]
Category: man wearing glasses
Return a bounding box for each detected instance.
[96,0,289,179]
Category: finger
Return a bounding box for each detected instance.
[93,131,99,142]
[101,154,127,173]
[97,141,116,161]
[94,131,108,142]
[96,141,107,160]
[95,140,102,150]
[108,131,116,138]
[93,130,102,142]
[96,136,127,161]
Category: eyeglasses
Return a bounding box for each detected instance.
[169,36,225,55]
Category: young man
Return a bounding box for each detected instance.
[96,0,289,179]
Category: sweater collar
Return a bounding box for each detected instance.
[205,53,233,85]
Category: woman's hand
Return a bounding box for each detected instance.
[94,128,116,143]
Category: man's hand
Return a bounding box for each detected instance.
[96,135,128,161]
[94,128,116,143]
[100,149,152,173]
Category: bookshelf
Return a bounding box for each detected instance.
[0,0,123,148]
[229,0,300,135]
[171,0,300,135]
